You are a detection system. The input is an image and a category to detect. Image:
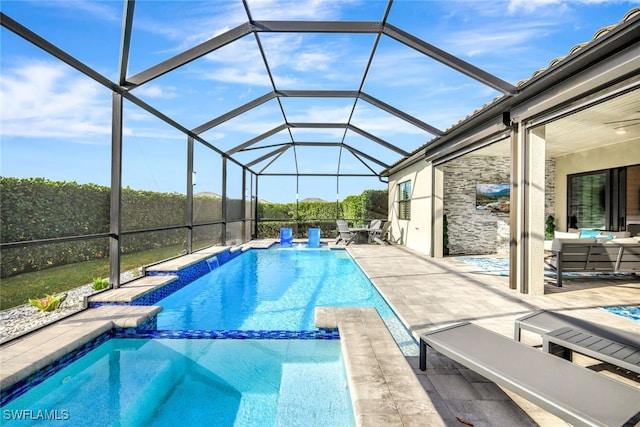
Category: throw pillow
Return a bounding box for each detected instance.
[579,229,601,238]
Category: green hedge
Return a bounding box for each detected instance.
[1,177,387,277]
[0,178,223,277]
[257,189,388,224]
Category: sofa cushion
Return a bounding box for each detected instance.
[598,231,631,238]
[554,231,580,239]
[551,238,597,252]
[605,237,640,244]
[579,229,601,238]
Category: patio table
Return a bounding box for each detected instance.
[348,227,374,244]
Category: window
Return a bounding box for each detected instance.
[398,180,411,220]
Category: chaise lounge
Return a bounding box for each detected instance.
[420,322,640,427]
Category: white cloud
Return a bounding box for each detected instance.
[0,61,111,139]
[245,0,359,20]
[132,84,180,99]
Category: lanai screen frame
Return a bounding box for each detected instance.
[0,0,516,288]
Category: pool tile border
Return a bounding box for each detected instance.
[90,247,243,308]
[0,321,340,406]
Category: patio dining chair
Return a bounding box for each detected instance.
[370,221,391,245]
[367,220,382,243]
[335,219,357,245]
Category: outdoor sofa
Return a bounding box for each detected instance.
[545,232,640,286]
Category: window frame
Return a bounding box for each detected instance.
[398,180,411,220]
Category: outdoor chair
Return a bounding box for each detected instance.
[366,220,383,243]
[335,219,357,245]
[370,221,391,245]
[280,228,293,248]
[307,228,321,248]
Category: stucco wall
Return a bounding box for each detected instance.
[390,154,556,256]
[554,139,640,231]
[388,160,433,255]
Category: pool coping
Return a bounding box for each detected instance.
[1,304,443,426]
[316,307,446,426]
[0,305,162,392]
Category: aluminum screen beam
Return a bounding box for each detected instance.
[1,13,118,92]
[117,1,135,86]
[359,92,444,136]
[226,124,289,155]
[277,90,359,98]
[293,142,343,146]
[260,173,378,177]
[126,22,254,87]
[343,144,391,168]
[348,125,411,156]
[245,145,290,168]
[252,20,382,33]
[288,122,347,129]
[192,92,276,135]
[383,23,517,96]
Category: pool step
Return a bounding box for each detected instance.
[144,246,232,272]
[274,361,353,426]
[0,305,162,392]
[88,275,177,305]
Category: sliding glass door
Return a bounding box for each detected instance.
[568,164,639,232]
[568,171,607,230]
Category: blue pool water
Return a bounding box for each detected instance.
[156,249,418,355]
[604,305,640,321]
[2,339,353,427]
[3,248,416,425]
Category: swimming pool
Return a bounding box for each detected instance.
[2,339,353,427]
[154,249,418,355]
[2,248,415,425]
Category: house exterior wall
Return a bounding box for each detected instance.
[442,156,511,255]
[554,139,640,231]
[388,160,433,255]
[390,153,556,256]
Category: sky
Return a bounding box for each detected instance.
[1,0,638,203]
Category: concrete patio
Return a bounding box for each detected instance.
[347,244,640,426]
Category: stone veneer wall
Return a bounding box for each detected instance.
[443,156,555,255]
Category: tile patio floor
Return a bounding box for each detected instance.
[346,244,640,426]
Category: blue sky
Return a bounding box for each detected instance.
[1,0,638,203]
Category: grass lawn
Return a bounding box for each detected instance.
[0,246,184,310]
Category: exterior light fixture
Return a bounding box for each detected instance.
[614,126,628,135]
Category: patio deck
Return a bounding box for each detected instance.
[346,244,640,426]
[2,242,639,426]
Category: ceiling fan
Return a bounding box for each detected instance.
[604,111,640,132]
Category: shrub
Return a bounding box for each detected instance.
[92,277,109,291]
[28,293,66,312]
